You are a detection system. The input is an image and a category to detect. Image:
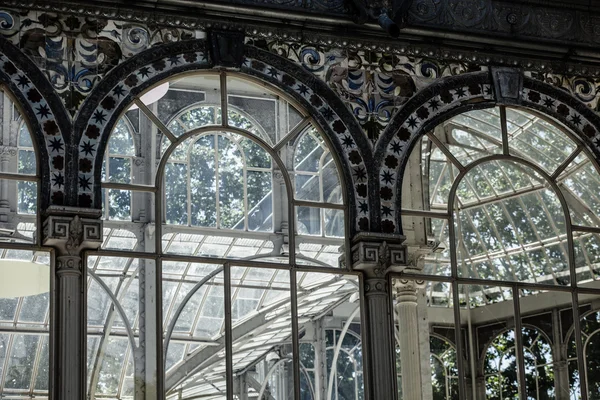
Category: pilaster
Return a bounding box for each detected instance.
[394,279,426,400]
[347,233,407,400]
[43,206,103,400]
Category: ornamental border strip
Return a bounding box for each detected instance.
[0,36,70,208]
[4,3,600,80]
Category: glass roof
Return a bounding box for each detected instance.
[407,106,600,307]
[85,252,358,399]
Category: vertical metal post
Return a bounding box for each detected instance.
[224,262,234,399]
[572,292,588,400]
[452,280,467,400]
[500,106,509,155]
[220,71,228,128]
[290,270,301,400]
[512,285,527,400]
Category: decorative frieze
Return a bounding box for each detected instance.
[349,233,407,274]
[43,206,103,259]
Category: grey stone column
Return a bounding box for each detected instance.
[555,360,570,400]
[395,280,423,400]
[348,234,407,400]
[43,207,103,400]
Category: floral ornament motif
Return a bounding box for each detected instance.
[77,50,209,207]
[0,8,199,115]
[0,51,66,204]
[246,38,476,140]
[244,55,370,231]
[379,82,493,233]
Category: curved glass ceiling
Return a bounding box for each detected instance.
[406,106,600,306]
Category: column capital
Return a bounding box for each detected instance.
[405,239,441,270]
[394,278,427,294]
[347,232,407,276]
[43,206,103,258]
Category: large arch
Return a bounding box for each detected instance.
[0,36,71,209]
[375,70,600,234]
[73,39,372,234]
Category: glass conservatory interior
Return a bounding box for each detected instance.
[398,106,600,400]
[2,73,600,400]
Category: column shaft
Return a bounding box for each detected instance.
[396,283,423,400]
[55,255,85,399]
[364,277,397,400]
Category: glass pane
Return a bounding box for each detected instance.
[18,149,35,175]
[297,206,322,236]
[106,189,131,220]
[247,170,272,232]
[106,157,131,183]
[164,268,226,398]
[298,272,363,400]
[0,251,50,397]
[108,118,135,155]
[17,180,37,215]
[519,295,556,399]
[230,267,294,399]
[295,129,324,173]
[454,161,569,285]
[165,162,188,225]
[228,96,276,144]
[190,135,217,227]
[227,75,282,144]
[18,123,33,148]
[217,135,244,229]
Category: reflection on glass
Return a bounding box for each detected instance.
[166,132,273,232]
[298,272,363,400]
[0,252,50,397]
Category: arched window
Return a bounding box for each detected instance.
[326,328,363,400]
[484,327,554,399]
[394,105,600,400]
[395,334,458,400]
[89,72,361,400]
[0,87,50,399]
[568,309,600,398]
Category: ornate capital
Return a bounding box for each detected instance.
[43,206,103,258]
[405,240,439,269]
[394,278,426,303]
[347,232,406,276]
[0,146,17,157]
[364,277,388,296]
